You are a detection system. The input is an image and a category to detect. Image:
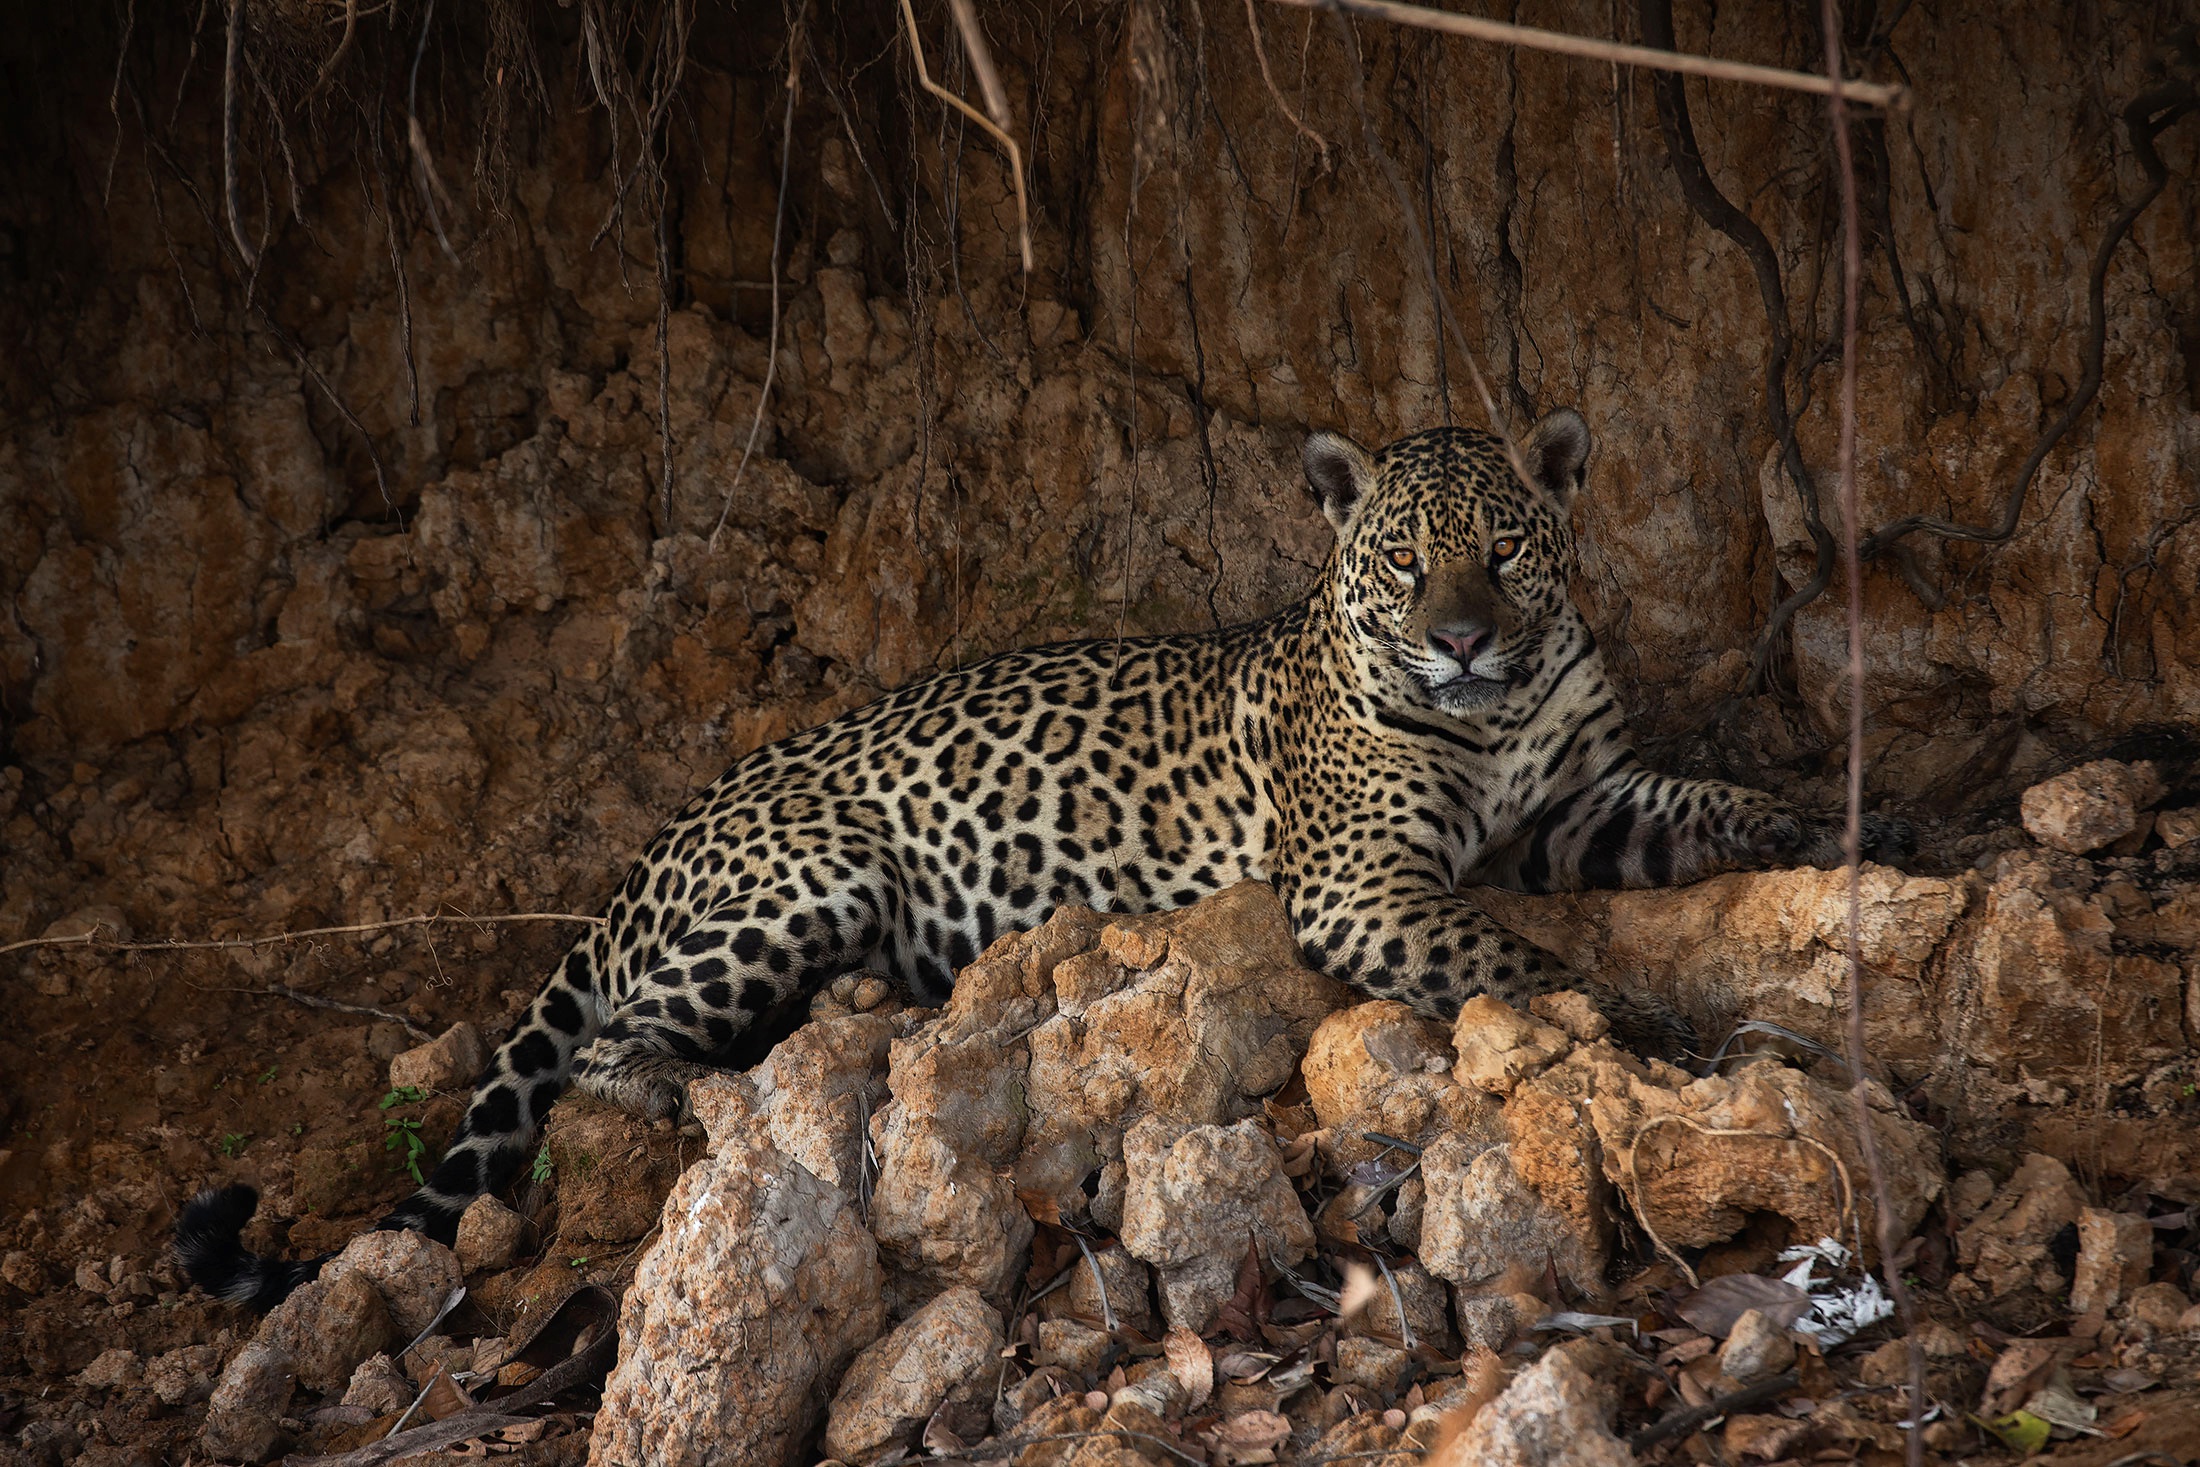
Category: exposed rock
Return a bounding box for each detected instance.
[1302,1002,1497,1178]
[342,1353,415,1415]
[1453,996,1572,1097]
[1118,1116,1315,1332]
[199,1342,296,1463]
[259,1265,393,1393]
[1420,1135,1607,1300]
[1590,1055,1940,1266]
[2158,807,2200,849]
[1954,1153,2088,1299]
[1431,1346,1633,1466]
[869,886,1346,1305]
[1332,1337,1412,1396]
[2124,1282,2190,1332]
[388,1022,487,1094]
[2070,1208,2153,1318]
[1344,1258,1457,1354]
[2020,760,2163,854]
[823,1285,1005,1465]
[589,1129,885,1467]
[545,1094,687,1247]
[1034,1319,1117,1380]
[1716,1309,1797,1384]
[316,1226,464,1338]
[1037,1241,1157,1338]
[145,1344,222,1406]
[455,1194,529,1273]
[77,1348,140,1391]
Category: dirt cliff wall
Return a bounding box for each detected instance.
[0,0,2194,1106]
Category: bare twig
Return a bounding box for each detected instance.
[1822,8,1922,1463]
[2,911,604,960]
[1244,0,1332,172]
[181,977,436,1041]
[406,0,463,266]
[1627,1370,1800,1451]
[708,3,802,551]
[902,0,1034,272]
[221,0,257,269]
[1269,0,1907,109]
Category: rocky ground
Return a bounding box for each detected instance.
[3,758,2197,1467]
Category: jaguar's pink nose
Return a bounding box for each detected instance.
[1429,623,1490,664]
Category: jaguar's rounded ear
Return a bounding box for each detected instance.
[1520,408,1591,509]
[1302,430,1377,535]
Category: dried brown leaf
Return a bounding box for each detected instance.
[1164,1326,1215,1410]
[1672,1274,1812,1337]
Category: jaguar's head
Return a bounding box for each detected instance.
[1303,410,1590,718]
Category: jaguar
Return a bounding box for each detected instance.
[177,408,1908,1308]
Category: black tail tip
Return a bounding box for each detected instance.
[172,1182,321,1312]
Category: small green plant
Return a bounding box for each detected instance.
[380,1085,426,1110]
[219,1132,249,1158]
[291,1121,305,1136]
[531,1144,554,1183]
[567,1255,590,1269]
[384,1115,426,1182]
[258,1066,278,1086]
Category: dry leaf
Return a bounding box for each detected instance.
[1164,1326,1215,1410]
[1981,1340,2061,1417]
[1672,1274,1812,1337]
[1215,1350,1276,1383]
[1015,1187,1063,1227]
[2103,1408,2148,1439]
[418,1364,474,1422]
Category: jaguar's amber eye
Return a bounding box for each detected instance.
[1491,535,1522,562]
[1386,547,1418,571]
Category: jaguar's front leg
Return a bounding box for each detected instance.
[1477,756,1914,894]
[1272,851,1697,1061]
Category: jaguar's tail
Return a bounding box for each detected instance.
[171,1185,333,1313]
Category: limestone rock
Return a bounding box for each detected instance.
[1015,884,1352,1232]
[199,1342,296,1463]
[259,1265,393,1393]
[455,1194,529,1273]
[388,1022,487,1093]
[870,885,1346,1304]
[1421,1135,1607,1299]
[1954,1153,2088,1298]
[545,1094,686,1247]
[78,1348,140,1392]
[1034,1319,1116,1379]
[1589,1056,1940,1267]
[129,1347,210,1409]
[316,1226,464,1338]
[1036,1241,1157,1338]
[2020,759,2163,854]
[2125,1282,2191,1332]
[1302,1001,1500,1179]
[589,1130,886,1467]
[1453,996,1572,1096]
[1332,1336,1412,1396]
[1118,1116,1315,1333]
[1716,1309,1796,1384]
[2070,1208,2153,1317]
[342,1353,415,1415]
[823,1285,1005,1464]
[1343,1258,1457,1354]
[2157,807,2200,849]
[1431,1346,1632,1467]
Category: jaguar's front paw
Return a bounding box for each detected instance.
[1786,810,1917,869]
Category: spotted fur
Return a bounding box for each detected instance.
[175,410,1909,1304]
